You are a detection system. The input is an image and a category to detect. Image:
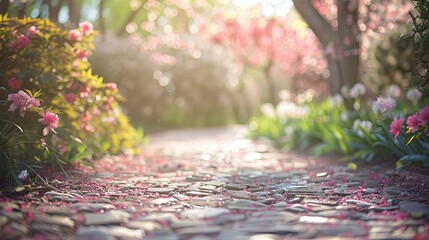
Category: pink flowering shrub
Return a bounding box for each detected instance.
[0,16,140,186]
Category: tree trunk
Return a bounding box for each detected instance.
[69,0,81,29]
[0,0,9,16]
[47,0,64,24]
[18,2,27,18]
[337,0,360,88]
[98,0,106,38]
[292,0,360,94]
[326,57,343,93]
[264,60,278,105]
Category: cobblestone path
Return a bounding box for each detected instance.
[1,126,429,239]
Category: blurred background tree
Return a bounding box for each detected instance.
[293,0,412,94]
[0,0,418,130]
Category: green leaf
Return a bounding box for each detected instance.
[397,154,429,167]
[71,151,93,162]
[77,143,87,154]
[406,135,416,145]
[312,142,339,156]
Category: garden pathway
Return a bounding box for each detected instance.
[1,126,429,239]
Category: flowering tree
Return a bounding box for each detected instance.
[0,0,215,37]
[211,16,327,104]
[292,0,412,94]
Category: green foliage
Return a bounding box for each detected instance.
[0,16,140,186]
[249,85,429,168]
[410,0,429,92]
[366,25,418,93]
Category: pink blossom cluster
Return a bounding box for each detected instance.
[7,77,22,90]
[8,34,30,51]
[38,112,60,136]
[7,26,40,51]
[389,106,429,139]
[26,26,40,37]
[68,21,93,41]
[406,106,429,133]
[7,91,59,136]
[67,21,93,63]
[390,117,404,139]
[8,90,40,117]
[210,17,326,82]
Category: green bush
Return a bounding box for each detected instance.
[0,16,140,186]
[249,84,429,167]
[365,25,418,93]
[410,0,429,93]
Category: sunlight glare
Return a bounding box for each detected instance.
[233,0,293,17]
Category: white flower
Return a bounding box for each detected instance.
[295,93,306,104]
[261,103,276,118]
[372,96,396,113]
[276,101,295,120]
[349,83,366,98]
[406,88,422,104]
[328,94,344,107]
[341,111,349,121]
[304,89,316,102]
[340,86,350,98]
[18,170,28,180]
[276,101,309,120]
[279,90,291,101]
[385,84,401,98]
[352,119,373,137]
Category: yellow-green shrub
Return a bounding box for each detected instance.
[0,16,140,185]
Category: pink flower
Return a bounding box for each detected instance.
[79,21,93,36]
[418,106,429,126]
[76,50,89,61]
[7,90,39,117]
[7,77,22,90]
[80,111,92,122]
[8,35,30,51]
[390,117,404,139]
[38,112,60,136]
[92,108,101,117]
[26,26,39,37]
[406,113,420,133]
[106,83,117,90]
[80,86,90,97]
[373,97,396,113]
[68,29,82,41]
[72,60,80,68]
[30,98,41,108]
[106,96,114,104]
[81,124,95,132]
[64,93,77,104]
[102,97,115,110]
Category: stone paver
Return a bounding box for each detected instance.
[1,126,429,239]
